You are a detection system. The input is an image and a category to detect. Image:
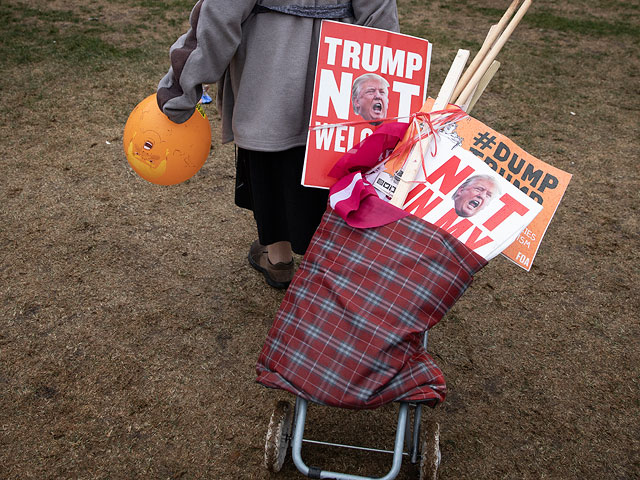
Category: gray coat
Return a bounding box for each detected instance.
[157,0,399,152]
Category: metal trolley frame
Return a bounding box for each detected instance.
[264,333,441,480]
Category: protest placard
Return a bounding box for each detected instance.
[454,115,572,269]
[367,132,544,262]
[369,98,572,269]
[302,20,431,189]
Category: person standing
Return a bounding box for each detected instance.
[157,0,399,289]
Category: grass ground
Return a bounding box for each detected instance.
[1,1,638,479]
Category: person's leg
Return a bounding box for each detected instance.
[248,240,294,289]
[235,146,328,288]
[267,241,293,264]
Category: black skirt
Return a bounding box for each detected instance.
[235,146,329,255]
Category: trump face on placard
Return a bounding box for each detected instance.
[351,73,389,125]
[452,175,501,218]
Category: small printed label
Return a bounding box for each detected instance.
[370,169,403,198]
[195,103,207,119]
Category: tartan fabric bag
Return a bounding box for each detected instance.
[256,207,486,409]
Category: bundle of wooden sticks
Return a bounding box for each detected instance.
[390,0,532,208]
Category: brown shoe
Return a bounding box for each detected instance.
[248,240,295,289]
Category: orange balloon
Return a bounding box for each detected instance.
[123,94,211,185]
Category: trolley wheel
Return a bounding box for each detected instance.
[419,421,440,480]
[264,400,294,473]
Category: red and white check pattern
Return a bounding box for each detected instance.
[256,208,486,409]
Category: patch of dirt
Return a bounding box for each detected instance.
[1,1,638,479]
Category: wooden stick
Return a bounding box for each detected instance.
[455,0,532,107]
[450,0,520,102]
[465,60,500,114]
[456,25,501,111]
[481,23,501,51]
[390,49,469,208]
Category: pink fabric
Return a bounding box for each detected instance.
[326,108,469,230]
[328,122,410,178]
[328,122,410,229]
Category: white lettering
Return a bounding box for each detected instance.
[392,81,422,121]
[315,122,334,150]
[341,40,361,69]
[324,36,343,66]
[405,52,422,80]
[361,43,381,72]
[334,126,348,152]
[516,252,531,267]
[316,69,353,119]
[381,47,405,77]
[324,40,425,80]
[360,128,374,142]
[347,126,355,151]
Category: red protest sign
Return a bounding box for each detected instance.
[302,21,431,189]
